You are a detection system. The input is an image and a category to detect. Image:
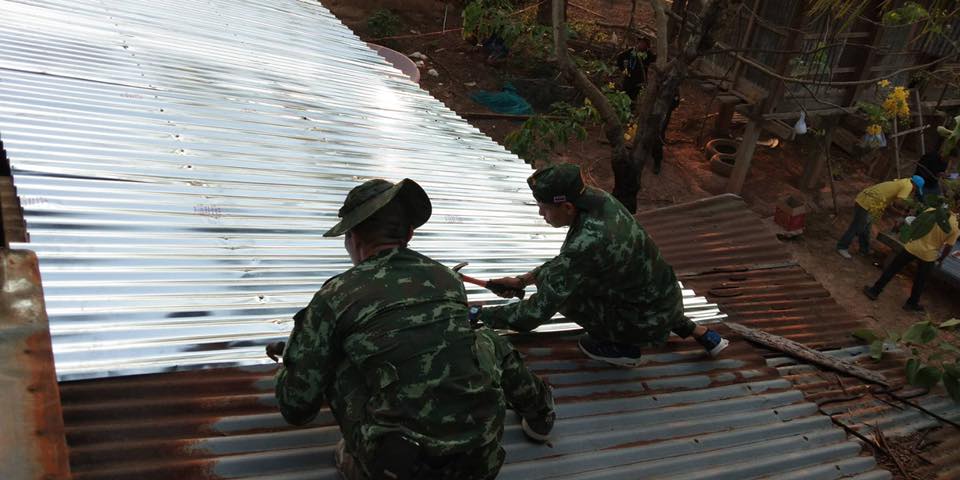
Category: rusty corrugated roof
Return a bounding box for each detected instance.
[640,194,960,479]
[60,333,890,480]
[0,250,71,479]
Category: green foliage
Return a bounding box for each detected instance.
[462,0,551,56]
[899,203,953,243]
[367,9,403,38]
[575,57,617,79]
[505,101,594,164]
[882,2,929,26]
[462,0,522,45]
[903,321,938,344]
[851,319,960,402]
[869,340,885,360]
[506,83,633,164]
[601,84,632,126]
[941,318,960,329]
[856,101,889,130]
[853,328,880,343]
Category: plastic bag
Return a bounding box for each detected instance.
[862,131,887,148]
[793,112,807,135]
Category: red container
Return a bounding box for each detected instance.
[774,197,806,232]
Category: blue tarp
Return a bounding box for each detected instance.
[470,82,533,115]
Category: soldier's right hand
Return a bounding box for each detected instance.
[487,277,525,298]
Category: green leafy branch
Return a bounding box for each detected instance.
[505,86,632,164]
[462,0,552,57]
[852,318,960,401]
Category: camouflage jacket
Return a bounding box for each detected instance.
[275,247,503,456]
[482,190,682,341]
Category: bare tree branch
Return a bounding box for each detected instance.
[727,48,958,86]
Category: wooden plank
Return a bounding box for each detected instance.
[726,322,891,387]
[726,118,761,194]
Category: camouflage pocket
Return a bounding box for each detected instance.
[372,362,399,391]
[471,331,502,386]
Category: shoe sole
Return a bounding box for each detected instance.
[707,338,730,358]
[836,250,852,259]
[521,418,552,443]
[577,341,642,367]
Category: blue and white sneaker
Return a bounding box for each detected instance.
[697,329,729,357]
[577,335,643,367]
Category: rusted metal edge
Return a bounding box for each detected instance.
[1,250,71,479]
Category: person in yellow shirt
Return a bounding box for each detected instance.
[862,205,960,312]
[836,176,924,259]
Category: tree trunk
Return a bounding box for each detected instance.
[616,0,726,213]
[538,0,566,26]
[550,0,627,172]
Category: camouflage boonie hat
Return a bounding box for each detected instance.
[323,178,431,237]
[527,164,602,210]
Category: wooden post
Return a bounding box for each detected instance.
[729,0,761,89]
[726,115,761,194]
[915,89,926,155]
[825,133,839,216]
[714,95,738,137]
[893,116,901,177]
[801,116,838,189]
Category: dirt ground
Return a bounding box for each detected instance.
[323,0,960,337]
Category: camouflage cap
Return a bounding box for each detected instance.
[323,178,431,237]
[527,164,602,210]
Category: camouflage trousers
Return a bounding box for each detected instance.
[329,327,554,480]
[560,284,696,347]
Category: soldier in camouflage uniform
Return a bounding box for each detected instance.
[269,178,555,480]
[476,164,729,367]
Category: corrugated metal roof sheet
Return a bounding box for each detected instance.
[0,0,947,478]
[0,0,576,380]
[639,194,960,477]
[59,332,891,480]
[53,194,891,480]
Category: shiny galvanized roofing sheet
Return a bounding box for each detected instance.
[0,0,637,380]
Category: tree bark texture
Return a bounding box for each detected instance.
[616,0,727,212]
[550,0,629,173]
[538,0,566,27]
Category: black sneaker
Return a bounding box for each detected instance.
[577,335,642,367]
[696,329,730,358]
[902,302,925,312]
[521,410,556,443]
[862,286,879,301]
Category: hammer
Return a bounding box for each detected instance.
[452,262,525,299]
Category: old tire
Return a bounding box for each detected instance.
[709,153,735,177]
[704,138,739,161]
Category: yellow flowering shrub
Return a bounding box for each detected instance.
[882,86,910,120]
